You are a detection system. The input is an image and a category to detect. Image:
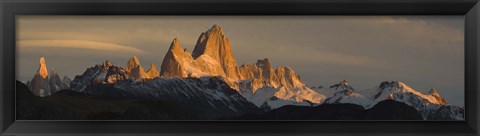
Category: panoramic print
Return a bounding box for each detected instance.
[16,16,464,120]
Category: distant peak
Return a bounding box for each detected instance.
[207,24,224,35]
[103,60,113,67]
[150,63,157,68]
[255,58,271,68]
[169,38,181,50]
[428,88,447,104]
[340,80,349,85]
[330,80,354,91]
[38,57,48,78]
[130,55,141,65]
[126,55,142,73]
[429,88,439,94]
[211,24,222,30]
[379,81,404,89]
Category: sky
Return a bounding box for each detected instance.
[16,16,464,105]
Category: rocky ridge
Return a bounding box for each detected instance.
[159,24,326,109]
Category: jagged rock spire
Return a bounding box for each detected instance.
[161,38,190,78]
[146,63,159,78]
[126,55,141,74]
[27,57,70,97]
[125,55,153,79]
[38,57,48,78]
[429,88,447,104]
[191,24,240,79]
[169,37,181,51]
[255,58,273,80]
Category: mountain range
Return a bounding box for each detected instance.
[22,24,464,120]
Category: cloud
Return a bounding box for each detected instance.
[272,45,376,67]
[18,40,146,54]
[356,16,464,55]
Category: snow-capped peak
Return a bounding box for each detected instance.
[329,80,354,92]
[372,81,447,105]
[324,81,375,108]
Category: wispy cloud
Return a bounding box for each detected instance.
[18,40,146,54]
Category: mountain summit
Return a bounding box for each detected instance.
[191,24,240,79]
[26,57,70,97]
[38,57,49,78]
[160,24,326,109]
[125,55,159,79]
[324,80,374,108]
[161,25,241,80]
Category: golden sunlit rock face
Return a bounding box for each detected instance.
[38,57,48,78]
[158,24,326,107]
[160,36,229,79]
[192,24,241,80]
[146,63,159,78]
[429,88,447,104]
[126,55,141,75]
[160,26,242,80]
[159,25,308,90]
[125,55,160,79]
[238,58,306,91]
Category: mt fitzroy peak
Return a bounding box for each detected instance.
[160,24,326,109]
[160,25,240,80]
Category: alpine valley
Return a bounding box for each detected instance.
[17,25,464,120]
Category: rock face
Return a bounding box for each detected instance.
[192,24,241,80]
[236,59,326,109]
[126,55,159,79]
[146,64,159,78]
[26,57,70,97]
[160,29,237,79]
[238,58,305,89]
[159,25,326,109]
[38,57,48,78]
[126,55,141,75]
[429,88,447,104]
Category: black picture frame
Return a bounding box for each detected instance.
[1,0,479,135]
